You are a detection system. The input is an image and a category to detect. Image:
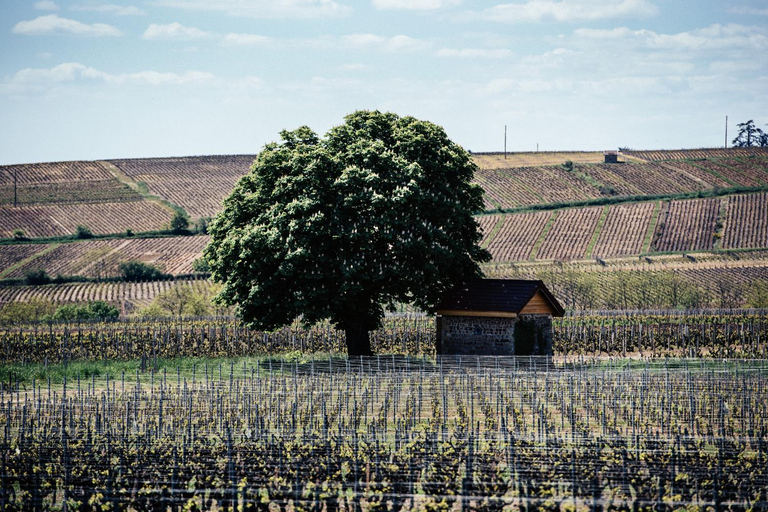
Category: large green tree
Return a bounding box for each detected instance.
[205,110,490,355]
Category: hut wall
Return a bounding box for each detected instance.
[437,315,516,355]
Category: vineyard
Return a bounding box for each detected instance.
[536,207,603,261]
[108,155,255,219]
[722,192,768,249]
[651,198,720,253]
[591,202,656,258]
[0,201,174,239]
[623,147,768,161]
[485,211,552,261]
[2,348,768,508]
[0,278,210,311]
[0,235,209,280]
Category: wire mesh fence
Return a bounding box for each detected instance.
[2,356,767,510]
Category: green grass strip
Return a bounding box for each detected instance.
[713,196,728,250]
[529,210,558,261]
[641,201,662,253]
[0,243,60,279]
[481,214,506,249]
[100,161,189,217]
[585,205,610,259]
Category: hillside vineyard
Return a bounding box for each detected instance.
[0,148,766,310]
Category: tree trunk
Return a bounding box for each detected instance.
[345,325,372,356]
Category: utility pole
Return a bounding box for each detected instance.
[504,125,507,160]
[724,115,728,148]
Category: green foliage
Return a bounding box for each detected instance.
[745,280,768,308]
[12,229,26,240]
[170,210,190,234]
[140,283,221,317]
[75,224,94,239]
[25,269,51,285]
[0,299,56,325]
[732,119,766,147]
[49,301,119,322]
[118,261,169,281]
[192,256,211,273]
[125,228,134,237]
[205,110,490,354]
[562,160,574,172]
[194,216,212,234]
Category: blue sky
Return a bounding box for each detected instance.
[1,0,767,164]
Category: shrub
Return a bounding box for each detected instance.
[562,160,574,172]
[75,224,94,239]
[194,216,212,235]
[118,261,169,281]
[49,301,119,322]
[170,211,190,234]
[125,228,134,237]
[25,269,51,285]
[0,299,56,325]
[192,257,211,273]
[12,229,26,240]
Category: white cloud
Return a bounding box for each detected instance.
[142,22,211,40]
[574,24,768,51]
[71,4,146,16]
[437,47,513,58]
[339,63,368,70]
[340,33,431,52]
[34,1,59,10]
[221,33,272,46]
[474,0,658,23]
[149,0,350,19]
[728,7,768,16]
[12,14,123,36]
[372,0,460,10]
[1,62,221,94]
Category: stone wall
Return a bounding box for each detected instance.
[437,314,554,356]
[437,315,516,355]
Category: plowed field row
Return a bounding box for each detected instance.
[658,162,732,189]
[486,211,551,261]
[476,215,500,246]
[624,148,768,161]
[0,201,173,238]
[537,207,603,261]
[0,278,210,309]
[472,169,540,209]
[722,193,768,249]
[652,198,720,252]
[506,167,592,203]
[0,243,48,276]
[0,160,113,185]
[110,156,254,219]
[1,235,209,279]
[592,202,656,258]
[693,160,761,187]
[0,180,140,206]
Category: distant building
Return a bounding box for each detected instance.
[436,279,564,356]
[604,150,619,163]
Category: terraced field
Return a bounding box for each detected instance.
[722,192,768,249]
[536,206,603,261]
[591,202,656,258]
[0,235,208,279]
[624,147,768,161]
[651,198,720,252]
[108,155,254,219]
[486,211,552,261]
[0,201,174,238]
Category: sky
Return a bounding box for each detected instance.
[1,0,767,165]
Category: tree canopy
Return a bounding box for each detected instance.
[205,110,490,355]
[732,119,768,147]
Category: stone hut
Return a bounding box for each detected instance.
[435,279,564,356]
[604,150,619,163]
